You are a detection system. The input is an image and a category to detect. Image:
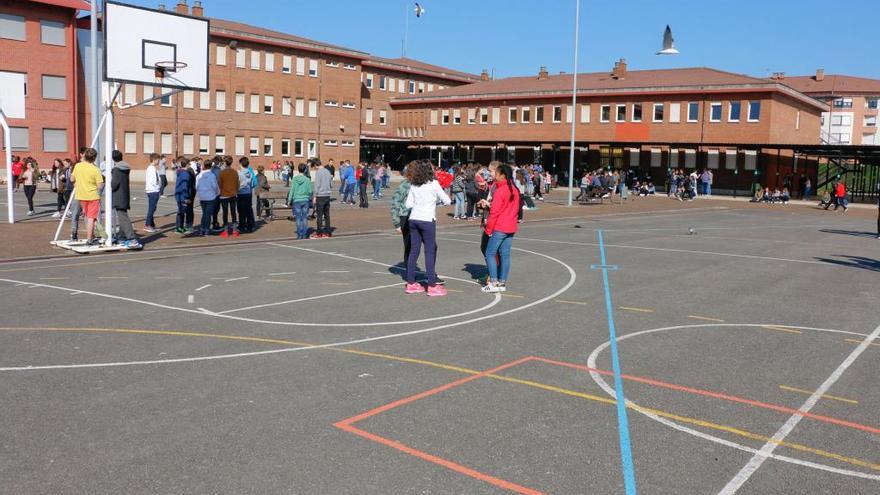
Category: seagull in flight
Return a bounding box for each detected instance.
[657,25,680,55]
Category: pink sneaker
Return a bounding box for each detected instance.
[426,284,447,297]
[404,282,424,294]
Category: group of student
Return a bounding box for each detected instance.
[667,169,712,201]
[752,186,792,204]
[819,181,850,212]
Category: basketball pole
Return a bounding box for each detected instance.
[1,109,12,224]
[90,1,99,152]
[103,82,117,246]
[566,0,580,207]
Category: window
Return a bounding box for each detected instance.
[342,140,355,147]
[123,84,137,105]
[628,148,640,167]
[2,127,27,150]
[398,81,406,94]
[40,20,65,46]
[631,103,643,122]
[831,114,851,126]
[508,108,517,124]
[492,107,500,124]
[684,149,696,168]
[365,73,373,89]
[653,103,664,123]
[307,140,317,158]
[728,101,741,122]
[866,116,877,127]
[744,150,757,171]
[183,90,194,109]
[580,104,590,123]
[709,103,722,122]
[41,75,66,100]
[234,136,245,155]
[250,50,260,70]
[552,105,562,123]
[707,149,719,169]
[0,14,26,41]
[687,102,699,122]
[259,52,272,71]
[418,82,425,94]
[282,97,292,116]
[124,132,137,153]
[182,134,193,154]
[295,98,304,117]
[199,135,209,154]
[522,107,530,123]
[441,110,449,125]
[323,139,337,147]
[379,110,387,125]
[453,109,461,125]
[832,133,851,144]
[480,108,489,124]
[342,101,355,109]
[214,135,226,154]
[669,103,681,123]
[408,81,415,94]
[250,94,260,113]
[215,91,226,111]
[565,105,573,123]
[343,63,357,70]
[249,137,259,155]
[296,57,305,76]
[324,99,338,107]
[144,86,154,105]
[308,99,317,118]
[264,95,274,114]
[294,138,304,157]
[282,55,292,74]
[796,111,800,130]
[216,45,226,66]
[235,92,245,112]
[161,133,172,154]
[389,78,396,92]
[467,108,476,125]
[160,90,172,107]
[308,59,318,77]
[650,148,661,168]
[235,48,245,68]
[379,75,386,91]
[263,138,273,156]
[535,106,544,123]
[281,138,290,157]
[867,99,879,109]
[747,101,761,122]
[615,104,626,122]
[430,110,438,125]
[40,128,66,152]
[199,91,210,110]
[600,105,611,123]
[144,132,156,154]
[833,98,853,109]
[725,149,737,170]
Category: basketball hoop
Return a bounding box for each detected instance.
[153,60,188,80]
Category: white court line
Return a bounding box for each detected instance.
[194,284,211,292]
[217,283,404,314]
[268,271,297,276]
[0,241,576,371]
[717,321,880,494]
[224,276,248,282]
[319,270,349,273]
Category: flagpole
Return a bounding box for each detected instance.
[567,0,580,206]
[403,2,409,57]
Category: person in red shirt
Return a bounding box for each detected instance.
[833,181,848,212]
[11,156,24,192]
[479,164,520,293]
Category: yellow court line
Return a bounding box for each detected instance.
[844,338,880,348]
[687,315,725,323]
[619,306,654,313]
[779,385,858,405]
[2,326,879,473]
[763,325,803,335]
[446,289,464,293]
[501,293,525,298]
[556,300,589,306]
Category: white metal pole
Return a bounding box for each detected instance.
[103,83,115,246]
[1,110,13,224]
[90,1,99,149]
[567,0,581,206]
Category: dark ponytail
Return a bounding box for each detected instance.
[496,164,515,199]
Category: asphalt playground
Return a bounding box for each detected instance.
[1,204,878,494]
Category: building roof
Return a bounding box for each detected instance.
[34,0,91,10]
[363,56,480,83]
[391,67,827,111]
[782,75,880,96]
[209,17,368,59]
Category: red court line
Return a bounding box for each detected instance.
[530,356,880,436]
[334,356,544,495]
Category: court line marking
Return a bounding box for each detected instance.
[718,321,880,494]
[264,279,295,283]
[844,338,880,348]
[688,315,725,323]
[218,283,405,314]
[155,276,184,280]
[0,327,878,476]
[224,276,248,282]
[556,300,588,305]
[596,230,637,495]
[98,276,128,280]
[763,325,802,335]
[268,271,297,276]
[39,277,69,280]
[778,385,858,405]
[586,323,880,485]
[501,293,524,298]
[320,270,349,273]
[619,306,653,313]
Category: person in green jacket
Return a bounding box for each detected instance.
[390,162,444,284]
[288,163,314,239]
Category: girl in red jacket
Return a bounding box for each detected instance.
[480,164,520,293]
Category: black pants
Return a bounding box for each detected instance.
[466,192,478,218]
[359,183,369,207]
[159,175,168,195]
[115,208,135,240]
[315,196,331,234]
[23,185,36,211]
[220,196,237,230]
[237,193,255,232]
[400,215,438,273]
[56,191,66,211]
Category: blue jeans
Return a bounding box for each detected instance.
[485,231,514,282]
[705,184,712,196]
[292,200,310,238]
[453,191,465,218]
[176,198,189,229]
[145,192,160,228]
[199,199,217,233]
[343,183,355,203]
[372,179,381,199]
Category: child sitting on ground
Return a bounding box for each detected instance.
[781,187,791,204]
[818,190,832,208]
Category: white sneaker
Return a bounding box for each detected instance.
[481,282,502,293]
[51,212,61,218]
[27,210,34,216]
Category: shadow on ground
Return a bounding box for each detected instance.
[819,228,879,239]
[815,255,880,272]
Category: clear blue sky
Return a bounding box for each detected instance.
[124,0,879,80]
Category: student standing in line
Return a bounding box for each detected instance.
[288,163,314,239]
[218,156,239,237]
[311,161,333,238]
[71,148,103,246]
[110,150,140,248]
[358,162,370,208]
[196,161,220,236]
[237,157,256,232]
[174,158,196,233]
[143,153,161,233]
[50,159,65,218]
[480,164,520,293]
[404,161,451,296]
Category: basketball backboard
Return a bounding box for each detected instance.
[103,1,209,91]
[0,72,26,119]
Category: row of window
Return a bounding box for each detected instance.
[122,132,354,157]
[363,109,388,125]
[0,14,65,45]
[1,71,67,100]
[832,98,880,109]
[363,73,446,94]
[215,45,328,77]
[429,101,763,126]
[2,127,68,152]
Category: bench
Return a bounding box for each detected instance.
[256,190,289,220]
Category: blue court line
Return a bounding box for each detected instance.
[596,230,638,495]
